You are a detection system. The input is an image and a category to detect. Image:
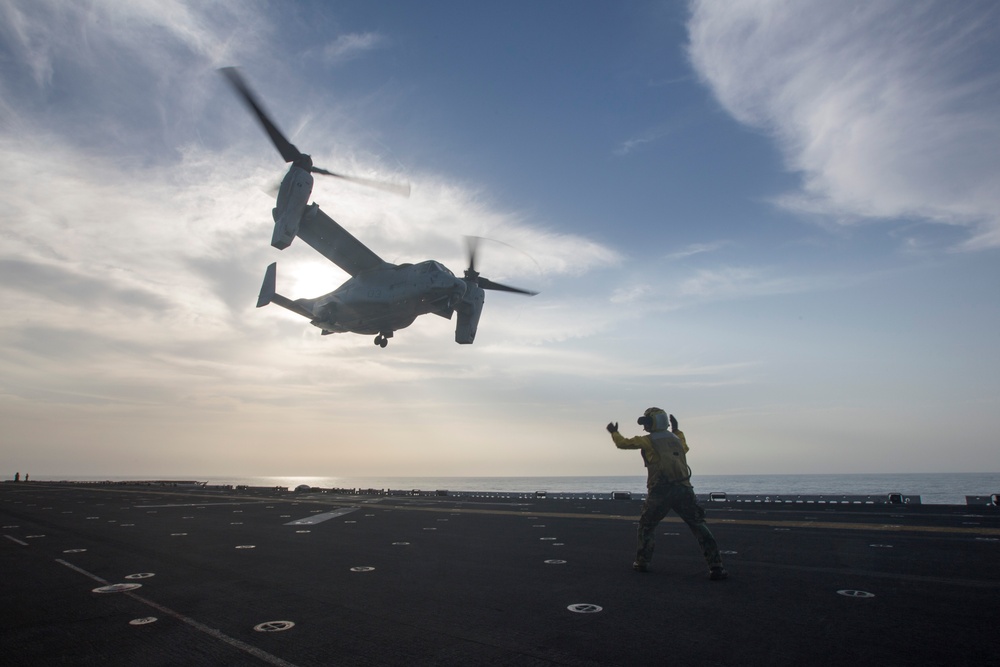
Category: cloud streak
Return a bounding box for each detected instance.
[687,0,1000,250]
[322,32,386,64]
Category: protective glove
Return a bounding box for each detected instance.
[669,414,679,431]
[606,422,619,434]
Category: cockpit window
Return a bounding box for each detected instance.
[432,261,454,277]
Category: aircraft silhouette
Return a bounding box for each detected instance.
[222,68,536,348]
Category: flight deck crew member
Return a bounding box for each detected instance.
[607,408,727,580]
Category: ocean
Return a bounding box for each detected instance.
[30,473,1000,505]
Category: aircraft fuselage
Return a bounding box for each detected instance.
[307,260,467,336]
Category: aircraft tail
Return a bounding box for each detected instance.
[257,262,278,307]
[256,263,315,319]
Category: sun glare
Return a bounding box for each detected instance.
[286,260,345,297]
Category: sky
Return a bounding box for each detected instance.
[1,0,999,478]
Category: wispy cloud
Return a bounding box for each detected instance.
[666,240,728,260]
[610,283,654,304]
[687,0,1000,250]
[676,266,801,300]
[322,32,386,64]
[614,118,688,156]
[0,0,256,83]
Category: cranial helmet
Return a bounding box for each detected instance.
[637,407,669,432]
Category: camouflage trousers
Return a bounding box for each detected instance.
[636,482,722,567]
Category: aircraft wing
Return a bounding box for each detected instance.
[297,205,388,276]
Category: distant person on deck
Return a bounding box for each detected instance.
[607,408,727,580]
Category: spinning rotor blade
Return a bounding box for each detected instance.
[466,235,481,275]
[221,66,411,197]
[478,277,537,295]
[463,235,537,296]
[312,169,411,197]
[221,67,303,164]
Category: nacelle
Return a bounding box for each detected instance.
[455,283,485,344]
[271,165,314,249]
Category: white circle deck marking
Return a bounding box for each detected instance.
[295,530,311,534]
[540,537,557,541]
[870,544,894,548]
[125,573,155,579]
[553,543,565,546]
[93,583,142,594]
[663,532,680,536]
[423,527,437,531]
[129,617,158,625]
[350,566,375,572]
[3,525,18,529]
[63,549,87,553]
[837,589,875,598]
[230,522,243,525]
[121,523,134,527]
[86,517,99,520]
[545,559,567,564]
[254,621,294,632]
[975,537,999,542]
[392,542,410,546]
[171,533,187,536]
[721,550,739,555]
[533,525,546,528]
[235,545,256,549]
[344,520,356,524]
[25,535,44,539]
[568,603,603,613]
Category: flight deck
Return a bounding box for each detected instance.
[3,482,998,666]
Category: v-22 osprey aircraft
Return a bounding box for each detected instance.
[222,68,536,348]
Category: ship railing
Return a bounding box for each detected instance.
[700,492,922,505]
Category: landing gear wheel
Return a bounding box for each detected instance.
[374,335,388,348]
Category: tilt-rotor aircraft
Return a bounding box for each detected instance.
[221,67,536,348]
